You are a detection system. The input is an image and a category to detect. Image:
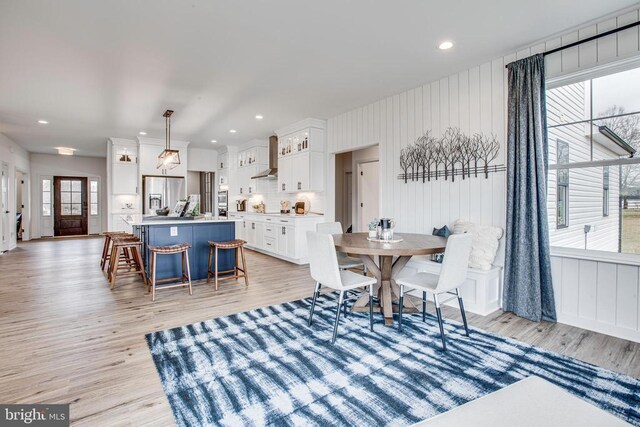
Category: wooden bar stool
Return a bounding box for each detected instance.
[100,231,130,270]
[207,239,249,290]
[148,243,192,301]
[107,236,147,289]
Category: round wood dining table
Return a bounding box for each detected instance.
[333,232,447,325]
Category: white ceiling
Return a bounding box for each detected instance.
[0,1,637,157]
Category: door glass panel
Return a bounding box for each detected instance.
[71,193,81,203]
[61,180,70,191]
[62,204,71,215]
[43,192,51,204]
[90,181,97,192]
[71,204,81,215]
[62,192,71,203]
[71,181,80,191]
[43,180,51,191]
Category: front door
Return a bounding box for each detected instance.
[54,177,88,236]
[1,162,9,250]
[358,160,380,232]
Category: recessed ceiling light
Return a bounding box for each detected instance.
[211,139,217,143]
[438,41,454,50]
[139,131,147,135]
[255,115,263,120]
[229,129,237,133]
[56,147,76,156]
[38,120,48,124]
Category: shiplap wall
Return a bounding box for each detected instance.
[551,254,640,342]
[326,6,640,341]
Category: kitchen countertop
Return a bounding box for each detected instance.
[229,212,324,218]
[121,214,240,226]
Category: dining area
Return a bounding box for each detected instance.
[306,219,475,350]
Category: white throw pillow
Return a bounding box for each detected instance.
[452,220,504,271]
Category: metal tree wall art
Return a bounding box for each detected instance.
[397,127,504,183]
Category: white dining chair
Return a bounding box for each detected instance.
[316,222,366,273]
[396,233,473,351]
[306,231,377,344]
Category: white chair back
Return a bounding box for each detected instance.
[306,231,344,290]
[436,233,473,293]
[316,222,343,235]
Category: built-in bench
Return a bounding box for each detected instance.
[399,235,505,316]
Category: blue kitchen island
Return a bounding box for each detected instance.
[125,215,239,282]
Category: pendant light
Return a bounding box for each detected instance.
[157,109,180,170]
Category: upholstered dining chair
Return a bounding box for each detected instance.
[316,222,366,273]
[306,231,377,344]
[396,233,473,351]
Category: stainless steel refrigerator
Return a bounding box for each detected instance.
[142,175,186,215]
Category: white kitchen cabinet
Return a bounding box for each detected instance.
[277,225,296,258]
[254,222,264,249]
[245,220,257,246]
[277,156,293,193]
[219,151,228,169]
[112,163,138,194]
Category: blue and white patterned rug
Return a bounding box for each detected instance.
[146,294,640,426]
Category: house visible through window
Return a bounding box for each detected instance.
[603,166,610,217]
[546,64,639,254]
[557,140,569,228]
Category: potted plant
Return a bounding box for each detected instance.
[368,218,379,238]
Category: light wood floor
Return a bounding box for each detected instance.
[0,237,638,425]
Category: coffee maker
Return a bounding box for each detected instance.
[236,199,247,212]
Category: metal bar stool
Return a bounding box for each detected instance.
[148,243,192,301]
[207,239,248,290]
[107,235,147,289]
[100,231,130,270]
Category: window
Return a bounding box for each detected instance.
[90,180,98,216]
[60,179,82,215]
[42,178,51,216]
[546,65,640,254]
[556,140,569,228]
[603,166,610,217]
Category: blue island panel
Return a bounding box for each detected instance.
[136,221,236,283]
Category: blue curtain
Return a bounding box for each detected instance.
[503,54,557,322]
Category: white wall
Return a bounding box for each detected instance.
[30,154,107,238]
[0,133,31,250]
[325,6,640,341]
[188,147,218,172]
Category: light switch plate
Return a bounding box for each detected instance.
[170,226,178,236]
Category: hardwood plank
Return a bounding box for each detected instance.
[0,237,638,426]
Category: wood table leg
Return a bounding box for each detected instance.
[379,255,395,325]
[353,255,380,309]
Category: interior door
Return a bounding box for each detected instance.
[1,162,9,250]
[358,161,380,232]
[54,177,88,236]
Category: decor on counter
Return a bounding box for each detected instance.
[155,207,170,216]
[503,54,557,323]
[295,196,310,214]
[157,109,180,170]
[252,201,266,213]
[279,200,290,214]
[146,295,640,427]
[397,128,503,183]
[171,200,187,217]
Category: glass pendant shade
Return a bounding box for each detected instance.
[157,109,179,170]
[157,149,180,170]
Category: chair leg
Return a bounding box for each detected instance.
[343,295,348,318]
[422,291,427,322]
[214,246,219,291]
[133,246,147,285]
[207,245,213,284]
[184,249,193,296]
[398,285,404,331]
[369,284,374,331]
[100,237,110,269]
[109,246,121,289]
[151,252,157,302]
[331,291,344,344]
[456,288,470,337]
[434,294,447,351]
[147,250,154,292]
[308,282,321,326]
[181,252,186,284]
[240,246,249,287]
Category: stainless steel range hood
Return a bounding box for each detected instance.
[251,135,278,179]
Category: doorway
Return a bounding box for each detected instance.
[357,160,380,232]
[1,162,8,251]
[54,176,88,236]
[15,170,26,241]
